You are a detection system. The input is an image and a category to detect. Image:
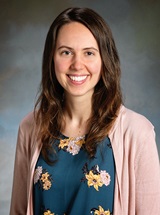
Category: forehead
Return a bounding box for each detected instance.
[56,22,99,48]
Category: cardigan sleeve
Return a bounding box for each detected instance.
[135,126,160,214]
[10,114,34,215]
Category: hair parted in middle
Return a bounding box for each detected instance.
[35,7,123,162]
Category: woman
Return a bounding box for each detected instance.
[10,7,160,215]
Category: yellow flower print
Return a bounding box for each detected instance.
[41,172,49,182]
[34,167,53,191]
[44,210,54,215]
[86,171,103,191]
[59,139,69,149]
[94,205,110,215]
[66,140,81,155]
[59,136,85,155]
[75,139,85,147]
[43,180,52,190]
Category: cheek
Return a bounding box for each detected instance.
[91,62,102,84]
[54,60,63,73]
[89,61,102,75]
[54,60,69,75]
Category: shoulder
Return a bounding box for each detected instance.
[110,105,155,140]
[119,105,153,131]
[110,106,158,168]
[19,111,35,128]
[16,111,40,154]
[18,111,36,137]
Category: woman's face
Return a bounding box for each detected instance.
[54,22,102,99]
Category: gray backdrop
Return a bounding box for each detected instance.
[0,0,160,214]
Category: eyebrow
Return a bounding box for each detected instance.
[57,45,99,52]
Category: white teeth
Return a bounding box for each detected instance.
[69,75,87,82]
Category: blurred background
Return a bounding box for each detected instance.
[0,0,160,214]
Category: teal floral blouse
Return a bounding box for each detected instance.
[33,134,115,215]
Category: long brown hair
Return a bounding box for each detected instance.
[35,7,122,161]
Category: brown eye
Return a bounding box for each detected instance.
[86,51,94,56]
[62,50,71,55]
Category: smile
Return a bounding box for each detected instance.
[68,75,87,82]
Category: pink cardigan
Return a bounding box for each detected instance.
[10,106,160,214]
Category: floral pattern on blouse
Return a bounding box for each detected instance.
[43,209,66,215]
[44,210,54,215]
[81,163,111,191]
[91,205,111,215]
[34,166,53,190]
[58,136,85,155]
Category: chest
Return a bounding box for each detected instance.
[33,136,115,215]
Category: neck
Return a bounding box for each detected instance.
[61,94,92,137]
[64,93,92,118]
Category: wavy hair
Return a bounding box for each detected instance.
[35,7,123,162]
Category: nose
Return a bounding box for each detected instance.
[70,54,84,71]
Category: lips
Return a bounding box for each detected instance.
[68,75,87,82]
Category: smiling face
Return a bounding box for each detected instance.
[54,22,102,100]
